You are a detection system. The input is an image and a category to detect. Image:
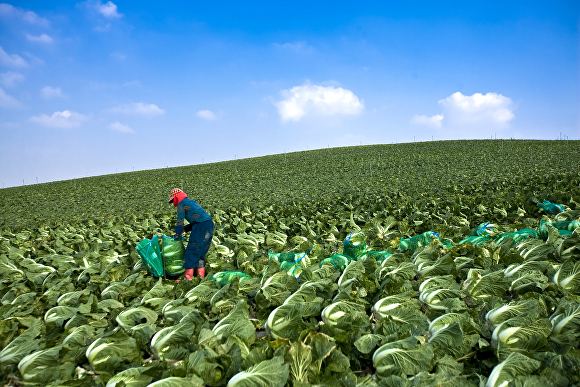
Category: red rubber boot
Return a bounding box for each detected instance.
[184,268,194,281]
[197,267,205,279]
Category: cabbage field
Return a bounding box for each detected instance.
[1,139,580,386]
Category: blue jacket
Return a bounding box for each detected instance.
[175,197,212,235]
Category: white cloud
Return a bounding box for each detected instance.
[41,86,64,98]
[30,110,87,129]
[273,41,314,53]
[410,114,444,128]
[25,33,53,43]
[98,1,123,18]
[0,46,27,67]
[22,51,43,65]
[0,87,21,108]
[438,92,514,125]
[0,3,50,27]
[196,110,215,120]
[275,84,364,122]
[0,71,25,87]
[109,121,134,133]
[109,102,165,116]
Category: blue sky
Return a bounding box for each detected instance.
[0,1,578,187]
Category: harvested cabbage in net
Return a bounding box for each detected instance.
[399,231,454,253]
[320,254,351,271]
[161,236,185,276]
[211,271,251,288]
[343,232,366,259]
[398,231,437,253]
[280,261,303,277]
[494,229,539,245]
[136,236,164,277]
[268,251,309,264]
[469,222,496,237]
[539,220,580,240]
[357,251,392,264]
[458,235,490,246]
[537,200,565,214]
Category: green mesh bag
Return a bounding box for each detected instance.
[211,271,251,288]
[539,220,580,240]
[469,223,496,237]
[320,254,351,271]
[357,251,392,264]
[458,235,490,246]
[343,232,367,259]
[268,251,308,264]
[136,236,164,277]
[268,247,313,267]
[280,261,303,277]
[162,236,185,276]
[494,229,539,245]
[537,200,565,214]
[399,231,437,253]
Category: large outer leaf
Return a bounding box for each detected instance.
[486,352,541,387]
[116,306,158,330]
[372,336,434,378]
[150,322,195,361]
[463,270,510,298]
[226,356,289,387]
[18,346,71,383]
[212,301,255,343]
[491,317,552,352]
[288,341,312,384]
[282,285,323,317]
[0,319,43,365]
[550,302,580,346]
[373,302,429,334]
[354,334,384,354]
[553,259,580,293]
[486,299,545,328]
[147,376,205,387]
[44,305,78,325]
[265,303,307,341]
[61,324,97,362]
[106,367,153,387]
[85,328,141,374]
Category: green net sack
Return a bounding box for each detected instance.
[357,251,392,264]
[162,236,185,276]
[343,232,367,259]
[211,271,251,288]
[458,235,490,246]
[537,200,565,214]
[439,238,455,249]
[539,220,580,240]
[136,236,164,277]
[268,251,308,264]
[280,261,303,278]
[469,223,496,237]
[268,247,313,266]
[399,231,437,253]
[320,254,351,271]
[494,229,539,245]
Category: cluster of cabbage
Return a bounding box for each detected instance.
[1,196,580,386]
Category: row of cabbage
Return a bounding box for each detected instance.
[1,201,580,386]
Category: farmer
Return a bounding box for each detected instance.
[169,188,214,280]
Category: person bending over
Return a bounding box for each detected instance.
[169,188,214,280]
